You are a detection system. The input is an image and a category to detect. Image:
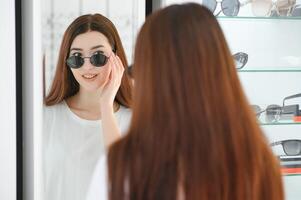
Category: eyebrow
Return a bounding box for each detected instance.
[90,45,104,50]
[70,45,105,52]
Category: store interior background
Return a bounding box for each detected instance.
[1,0,301,199]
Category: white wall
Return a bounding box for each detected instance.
[0,0,16,199]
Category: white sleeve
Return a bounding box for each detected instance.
[119,108,132,135]
[86,155,109,200]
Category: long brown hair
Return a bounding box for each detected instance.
[108,3,283,200]
[45,14,132,107]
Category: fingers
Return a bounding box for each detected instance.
[105,55,117,90]
[108,55,114,82]
[110,54,124,82]
[116,56,124,75]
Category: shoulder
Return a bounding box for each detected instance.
[86,154,108,200]
[44,100,65,113]
[43,101,66,118]
[43,101,67,137]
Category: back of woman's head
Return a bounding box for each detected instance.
[45,13,132,107]
[108,3,283,200]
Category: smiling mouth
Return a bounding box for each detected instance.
[82,74,98,79]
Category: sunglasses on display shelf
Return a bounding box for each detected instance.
[251,104,283,123]
[271,139,301,156]
[282,93,301,121]
[233,52,248,69]
[251,93,301,123]
[282,93,301,107]
[203,0,300,17]
[270,3,301,16]
[252,0,297,17]
[203,0,250,16]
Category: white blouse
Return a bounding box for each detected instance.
[43,101,131,200]
[86,155,108,200]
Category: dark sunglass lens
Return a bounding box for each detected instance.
[265,104,282,122]
[233,52,248,69]
[203,0,218,13]
[266,105,282,115]
[291,6,301,16]
[283,141,301,156]
[222,0,240,16]
[251,105,262,118]
[66,56,84,69]
[91,54,107,67]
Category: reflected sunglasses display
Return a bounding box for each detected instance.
[251,104,283,123]
[203,0,247,16]
[66,53,108,69]
[271,4,301,16]
[271,140,301,156]
[203,0,300,17]
[252,0,296,17]
[233,52,248,69]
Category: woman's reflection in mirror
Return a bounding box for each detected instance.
[43,14,133,200]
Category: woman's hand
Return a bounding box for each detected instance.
[99,53,124,147]
[99,53,124,111]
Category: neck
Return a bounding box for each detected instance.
[76,87,102,110]
[69,87,119,112]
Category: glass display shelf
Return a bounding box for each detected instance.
[281,157,301,176]
[260,122,301,126]
[238,67,301,72]
[217,16,301,21]
[284,174,301,177]
[253,107,301,126]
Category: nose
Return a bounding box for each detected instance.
[81,57,94,70]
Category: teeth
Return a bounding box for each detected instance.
[83,74,97,79]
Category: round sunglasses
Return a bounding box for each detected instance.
[271,140,301,156]
[203,0,248,16]
[251,104,283,123]
[66,53,108,69]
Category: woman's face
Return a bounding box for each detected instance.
[69,31,113,92]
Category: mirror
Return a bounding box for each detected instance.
[41,0,144,199]
[39,0,301,199]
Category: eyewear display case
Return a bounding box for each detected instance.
[216,6,301,200]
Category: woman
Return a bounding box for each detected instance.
[43,14,132,200]
[87,3,284,200]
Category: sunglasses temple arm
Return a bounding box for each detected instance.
[256,109,266,116]
[215,10,222,17]
[282,93,301,107]
[270,141,282,146]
